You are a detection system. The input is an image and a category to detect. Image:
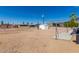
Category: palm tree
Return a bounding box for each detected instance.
[70,11,77,22]
[69,11,78,27]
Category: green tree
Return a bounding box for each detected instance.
[64,22,68,27]
[70,12,78,27]
[64,12,78,27]
[70,12,77,22]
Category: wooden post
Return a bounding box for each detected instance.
[67,23,68,33]
[55,23,58,40]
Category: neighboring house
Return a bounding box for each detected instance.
[58,22,64,27]
[53,22,64,27]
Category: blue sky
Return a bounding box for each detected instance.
[0,6,79,24]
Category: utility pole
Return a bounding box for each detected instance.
[1,21,4,25]
[23,21,25,25]
[41,14,44,24]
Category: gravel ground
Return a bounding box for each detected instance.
[0,27,79,53]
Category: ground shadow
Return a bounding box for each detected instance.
[73,40,79,44]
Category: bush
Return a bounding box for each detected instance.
[64,21,78,27]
